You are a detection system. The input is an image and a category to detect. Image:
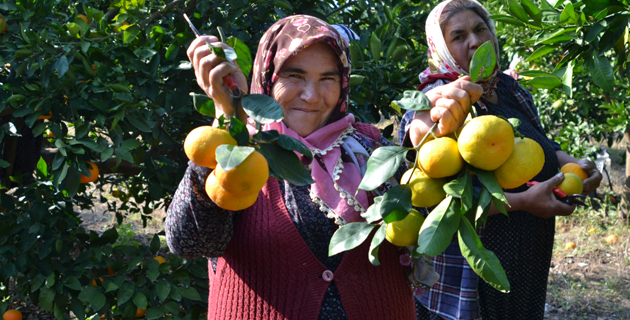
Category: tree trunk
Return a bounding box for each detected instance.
[624,126,630,220]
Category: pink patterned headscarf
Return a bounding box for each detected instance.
[249,15,368,224]
[418,0,501,99]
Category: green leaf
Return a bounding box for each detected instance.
[228,116,250,146]
[585,20,608,43]
[146,308,164,320]
[92,293,106,312]
[329,222,376,256]
[458,217,510,292]
[524,45,555,62]
[508,0,530,23]
[349,75,366,87]
[357,146,408,191]
[105,84,131,93]
[524,76,563,89]
[520,0,542,25]
[64,277,81,291]
[39,287,55,311]
[369,32,382,63]
[31,274,46,293]
[125,115,152,133]
[589,54,614,92]
[560,61,574,97]
[215,145,255,172]
[369,223,387,266]
[155,280,171,302]
[36,156,47,177]
[65,165,81,198]
[0,160,9,169]
[191,93,215,117]
[45,272,55,288]
[260,131,313,159]
[53,56,69,78]
[417,196,461,256]
[444,179,465,198]
[257,142,315,186]
[518,70,558,78]
[78,287,99,302]
[133,292,148,309]
[241,94,284,124]
[475,187,492,225]
[180,287,202,301]
[559,2,578,23]
[391,91,431,111]
[146,259,160,282]
[226,37,253,80]
[117,282,134,306]
[490,14,527,27]
[362,196,384,223]
[123,25,140,43]
[72,298,86,320]
[104,281,119,293]
[469,41,495,82]
[475,170,508,204]
[380,185,413,223]
[150,234,160,254]
[6,94,25,104]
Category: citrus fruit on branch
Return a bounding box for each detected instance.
[457,115,514,171]
[385,209,425,247]
[493,137,545,189]
[184,126,237,169]
[400,168,447,208]
[418,137,464,178]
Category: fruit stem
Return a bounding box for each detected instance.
[405,122,438,185]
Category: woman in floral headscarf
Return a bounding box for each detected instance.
[166,14,482,319]
[399,1,602,319]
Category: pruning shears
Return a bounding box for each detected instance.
[183,14,242,98]
[526,181,586,206]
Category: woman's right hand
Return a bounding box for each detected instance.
[512,173,576,219]
[408,76,483,146]
[187,36,249,117]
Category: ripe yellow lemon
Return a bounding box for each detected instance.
[457,115,514,171]
[214,150,269,196]
[400,168,447,208]
[205,171,259,211]
[560,163,588,181]
[184,126,237,169]
[385,209,426,247]
[564,242,576,250]
[493,137,545,189]
[556,173,583,195]
[418,137,464,178]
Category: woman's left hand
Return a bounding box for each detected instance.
[577,159,603,195]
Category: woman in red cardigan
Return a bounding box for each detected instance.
[166,14,481,320]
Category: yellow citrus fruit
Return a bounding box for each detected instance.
[457,115,514,171]
[400,168,447,207]
[77,14,89,24]
[587,227,596,234]
[606,234,618,244]
[135,308,146,318]
[184,126,237,169]
[0,17,7,34]
[385,209,426,247]
[556,173,583,195]
[560,163,588,181]
[3,310,22,320]
[418,137,464,178]
[214,150,269,196]
[80,161,99,183]
[205,171,259,211]
[564,242,576,250]
[154,256,166,264]
[493,137,545,189]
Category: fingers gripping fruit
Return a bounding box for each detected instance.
[560,163,588,181]
[457,115,514,171]
[555,173,583,195]
[184,126,237,169]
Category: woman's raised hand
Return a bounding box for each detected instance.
[187,36,249,117]
[408,76,483,147]
[577,159,603,195]
[520,173,576,219]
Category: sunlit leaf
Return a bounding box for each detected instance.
[380,185,412,223]
[469,41,495,82]
[589,54,614,92]
[215,145,255,171]
[226,37,253,79]
[241,94,284,124]
[191,93,215,117]
[257,142,315,186]
[369,223,387,266]
[391,90,431,111]
[358,146,408,191]
[329,222,376,256]
[417,196,461,256]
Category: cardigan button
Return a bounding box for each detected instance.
[322,270,334,282]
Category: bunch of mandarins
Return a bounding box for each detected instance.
[184,126,268,211]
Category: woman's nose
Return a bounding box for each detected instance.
[300,80,321,103]
[469,34,483,48]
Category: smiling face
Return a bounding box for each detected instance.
[271,41,342,137]
[442,9,494,73]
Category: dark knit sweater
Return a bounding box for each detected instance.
[208,177,416,320]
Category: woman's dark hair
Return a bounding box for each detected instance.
[439,0,492,33]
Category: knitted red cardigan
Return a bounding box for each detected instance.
[207,177,416,320]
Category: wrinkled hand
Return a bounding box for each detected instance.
[408,76,483,146]
[524,173,576,219]
[187,36,249,116]
[425,76,483,136]
[577,159,602,195]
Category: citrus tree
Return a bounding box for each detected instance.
[0,0,438,318]
[491,0,629,210]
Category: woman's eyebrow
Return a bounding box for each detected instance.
[321,70,341,77]
[449,22,487,37]
[281,66,307,74]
